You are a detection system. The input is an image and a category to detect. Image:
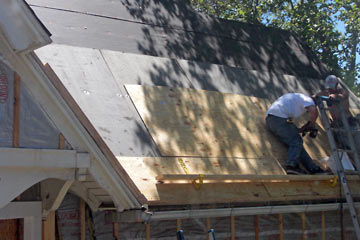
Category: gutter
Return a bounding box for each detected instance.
[109,202,360,223]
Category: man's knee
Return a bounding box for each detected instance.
[287,134,303,147]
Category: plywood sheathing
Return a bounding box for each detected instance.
[125,85,331,163]
[118,157,360,205]
[118,156,283,202]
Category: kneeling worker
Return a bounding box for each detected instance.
[265,93,325,175]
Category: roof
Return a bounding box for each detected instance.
[27,0,360,207]
[27,0,328,78]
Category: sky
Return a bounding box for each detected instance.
[337,21,359,63]
[336,21,359,82]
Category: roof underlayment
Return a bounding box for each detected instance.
[0,0,359,239]
[28,0,360,206]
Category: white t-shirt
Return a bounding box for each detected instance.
[266,93,315,119]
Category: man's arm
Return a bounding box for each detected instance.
[307,105,319,124]
[329,88,349,100]
[298,105,318,133]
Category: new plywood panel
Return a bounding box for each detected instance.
[126,85,331,162]
[118,157,360,205]
[117,156,275,203]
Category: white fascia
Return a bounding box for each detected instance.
[0,0,51,53]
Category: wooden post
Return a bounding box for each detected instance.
[113,222,119,240]
[13,72,20,148]
[55,211,62,240]
[254,215,259,240]
[321,211,325,240]
[230,216,235,240]
[301,213,306,240]
[278,214,283,240]
[145,224,150,240]
[59,134,65,149]
[13,73,21,235]
[176,219,181,231]
[206,218,211,240]
[341,208,346,240]
[42,211,55,240]
[43,134,65,240]
[80,200,85,240]
[85,206,95,240]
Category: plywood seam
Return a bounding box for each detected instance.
[124,85,162,156]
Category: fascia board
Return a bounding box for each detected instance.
[0,0,51,53]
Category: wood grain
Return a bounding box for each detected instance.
[126,85,331,165]
[117,156,360,205]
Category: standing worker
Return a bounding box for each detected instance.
[265,93,326,174]
[315,75,360,165]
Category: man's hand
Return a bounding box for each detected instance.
[298,121,318,138]
[298,121,312,133]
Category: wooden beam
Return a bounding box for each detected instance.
[278,214,283,240]
[55,211,62,240]
[176,219,181,231]
[59,134,65,149]
[230,216,235,240]
[118,156,360,206]
[301,213,306,240]
[321,211,325,240]
[42,211,55,240]
[146,178,360,206]
[156,174,338,182]
[80,200,85,240]
[341,208,346,240]
[146,224,150,240]
[113,222,119,240]
[85,206,95,240]
[254,215,259,240]
[41,179,73,216]
[13,72,20,148]
[0,148,90,169]
[206,218,211,240]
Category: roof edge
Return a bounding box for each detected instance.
[0,0,51,53]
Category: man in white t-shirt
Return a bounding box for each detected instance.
[266,93,325,174]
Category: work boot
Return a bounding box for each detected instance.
[308,166,332,175]
[285,165,307,175]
